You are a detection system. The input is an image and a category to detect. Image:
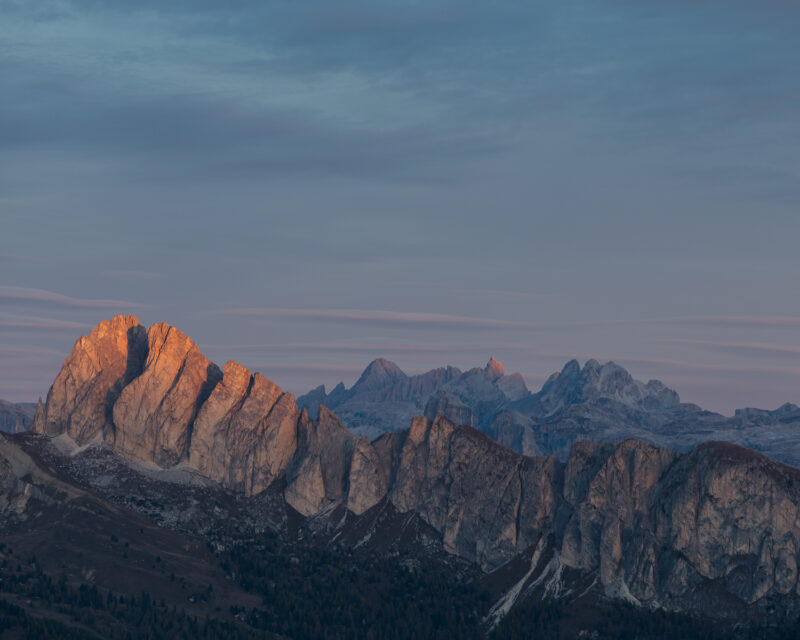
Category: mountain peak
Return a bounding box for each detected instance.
[352,358,407,391]
[485,357,505,380]
[583,358,601,372]
[536,358,679,414]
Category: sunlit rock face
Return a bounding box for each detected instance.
[484,356,505,381]
[112,322,222,467]
[189,363,299,495]
[32,314,147,444]
[35,316,301,495]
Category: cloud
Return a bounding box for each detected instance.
[0,285,147,310]
[215,308,547,331]
[241,362,365,375]
[0,314,90,331]
[667,339,800,359]
[105,270,166,280]
[204,341,517,356]
[653,316,800,328]
[0,346,63,358]
[214,309,800,334]
[0,384,47,401]
[454,288,558,299]
[394,281,559,299]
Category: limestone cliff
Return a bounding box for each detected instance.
[112,322,222,467]
[189,363,298,495]
[32,314,146,443]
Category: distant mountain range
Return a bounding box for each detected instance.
[6,313,800,636]
[0,399,36,434]
[299,355,800,468]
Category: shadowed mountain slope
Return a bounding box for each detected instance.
[0,399,35,434]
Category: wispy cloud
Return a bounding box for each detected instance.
[394,281,558,299]
[215,308,546,331]
[0,286,147,310]
[236,362,366,384]
[0,346,63,358]
[243,362,366,374]
[204,341,513,356]
[0,253,32,263]
[455,288,558,299]
[652,315,800,328]
[213,309,800,333]
[668,339,800,359]
[0,384,47,397]
[105,270,166,280]
[0,313,90,331]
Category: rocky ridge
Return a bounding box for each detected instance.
[301,354,800,469]
[298,354,539,453]
[30,315,800,619]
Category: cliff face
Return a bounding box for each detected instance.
[112,322,222,467]
[654,442,800,605]
[32,316,800,617]
[32,314,147,443]
[189,363,299,495]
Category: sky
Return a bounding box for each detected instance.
[2,0,800,414]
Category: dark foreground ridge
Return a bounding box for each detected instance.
[5,315,800,636]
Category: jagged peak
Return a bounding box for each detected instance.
[222,359,252,381]
[583,358,601,372]
[147,320,198,351]
[536,358,679,411]
[485,357,505,380]
[317,404,344,427]
[497,372,529,401]
[561,359,581,376]
[352,357,407,390]
[88,313,141,338]
[775,402,800,414]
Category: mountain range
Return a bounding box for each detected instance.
[0,399,36,434]
[3,314,800,637]
[299,354,800,468]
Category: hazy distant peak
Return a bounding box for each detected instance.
[561,359,581,377]
[352,358,407,391]
[537,358,679,414]
[497,372,529,401]
[583,358,601,372]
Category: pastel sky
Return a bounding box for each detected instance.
[2,0,800,414]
